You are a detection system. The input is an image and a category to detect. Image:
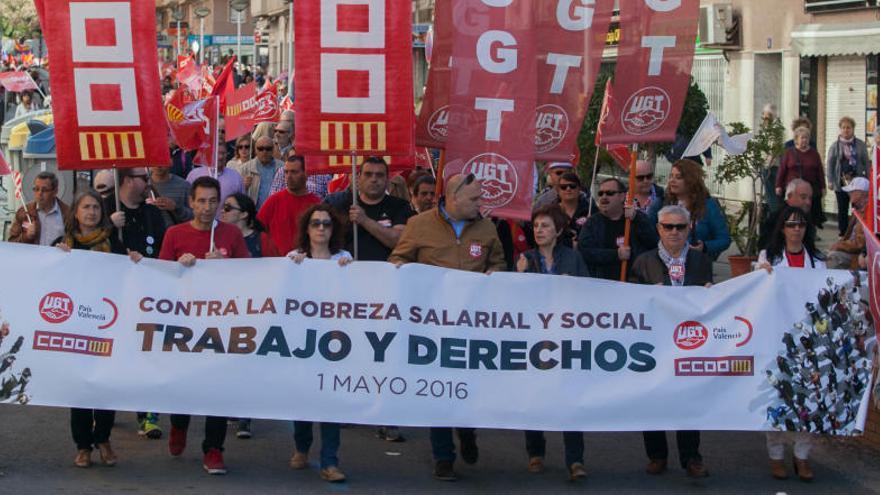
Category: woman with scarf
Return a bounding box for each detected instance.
[630,205,713,478]
[52,190,142,468]
[826,116,868,237]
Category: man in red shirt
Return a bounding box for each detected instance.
[158,176,250,475]
[257,153,320,255]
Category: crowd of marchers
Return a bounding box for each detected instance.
[5,101,879,483]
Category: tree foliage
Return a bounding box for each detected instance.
[0,1,40,39]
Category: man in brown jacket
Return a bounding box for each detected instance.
[8,171,69,245]
[827,177,868,269]
[389,173,505,481]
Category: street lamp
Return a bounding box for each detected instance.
[170,7,185,60]
[230,0,249,66]
[194,6,211,65]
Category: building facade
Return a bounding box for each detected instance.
[155,0,255,67]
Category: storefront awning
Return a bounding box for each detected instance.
[791,22,880,57]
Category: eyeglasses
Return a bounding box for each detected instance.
[596,190,621,197]
[636,173,654,181]
[222,204,241,213]
[275,129,290,134]
[309,219,333,228]
[237,145,250,150]
[454,173,476,195]
[784,220,807,228]
[32,186,55,193]
[558,183,579,191]
[659,223,688,231]
[256,146,274,152]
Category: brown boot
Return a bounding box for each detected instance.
[97,442,117,466]
[289,451,308,470]
[793,457,814,482]
[527,456,544,473]
[685,459,709,478]
[769,459,787,480]
[645,458,667,475]
[568,462,587,481]
[74,449,91,468]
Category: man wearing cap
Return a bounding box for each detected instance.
[826,176,869,269]
[533,162,574,209]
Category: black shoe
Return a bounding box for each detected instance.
[459,435,479,465]
[433,460,457,481]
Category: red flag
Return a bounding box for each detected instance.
[199,64,216,98]
[600,0,700,144]
[280,95,294,112]
[167,97,219,160]
[177,55,202,94]
[39,1,170,169]
[253,84,279,123]
[858,214,880,338]
[607,144,632,171]
[0,149,10,176]
[210,57,236,109]
[225,83,280,140]
[294,0,414,161]
[0,71,38,92]
[443,1,536,221]
[304,154,414,175]
[415,0,452,148]
[12,171,24,200]
[415,147,433,169]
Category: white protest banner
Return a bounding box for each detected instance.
[0,243,872,434]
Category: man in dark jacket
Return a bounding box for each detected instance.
[630,204,711,478]
[578,178,657,280]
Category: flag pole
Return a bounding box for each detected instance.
[435,149,446,197]
[13,172,32,225]
[25,72,46,102]
[350,149,359,260]
[113,166,123,243]
[619,144,638,282]
[586,145,601,218]
[210,97,220,252]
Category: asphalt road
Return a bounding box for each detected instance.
[1,405,879,494]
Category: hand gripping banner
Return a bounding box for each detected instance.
[0,243,874,434]
[294,0,414,171]
[443,0,537,221]
[600,0,700,144]
[38,0,170,169]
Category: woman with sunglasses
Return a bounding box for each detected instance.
[286,203,351,482]
[53,190,143,468]
[227,135,252,178]
[755,205,823,481]
[221,193,279,260]
[555,172,592,248]
[650,159,730,261]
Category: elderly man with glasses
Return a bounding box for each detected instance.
[632,160,665,214]
[9,171,70,245]
[630,204,712,479]
[239,135,283,209]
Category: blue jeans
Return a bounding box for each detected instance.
[293,421,340,468]
[430,427,475,462]
[524,430,584,466]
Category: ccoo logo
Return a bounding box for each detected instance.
[621,86,670,136]
[674,320,708,350]
[39,292,74,324]
[463,153,518,209]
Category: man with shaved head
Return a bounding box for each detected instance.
[389,173,506,481]
[240,135,283,208]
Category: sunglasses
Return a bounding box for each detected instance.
[309,219,333,228]
[454,173,476,195]
[237,145,250,150]
[784,220,807,228]
[222,204,241,213]
[596,190,621,197]
[659,223,688,231]
[275,129,290,134]
[558,183,579,191]
[551,170,567,176]
[257,146,274,152]
[636,173,654,181]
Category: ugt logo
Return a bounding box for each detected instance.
[621,86,670,136]
[39,292,73,324]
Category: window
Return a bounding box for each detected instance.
[804,0,877,13]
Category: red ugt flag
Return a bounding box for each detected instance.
[0,149,10,176]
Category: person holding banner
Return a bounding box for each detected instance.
[631,205,712,478]
[9,172,69,246]
[286,203,352,482]
[516,204,588,480]
[755,204,824,481]
[158,176,251,475]
[649,160,730,261]
[52,190,142,468]
[390,173,506,481]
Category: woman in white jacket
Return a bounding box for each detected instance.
[756,204,825,481]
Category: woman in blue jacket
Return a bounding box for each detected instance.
[650,159,731,260]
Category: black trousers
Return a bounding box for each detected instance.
[70,408,115,450]
[835,191,850,235]
[170,414,227,453]
[643,430,701,469]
